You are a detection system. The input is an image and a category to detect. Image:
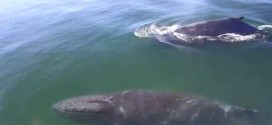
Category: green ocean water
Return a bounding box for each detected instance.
[0,0,272,125]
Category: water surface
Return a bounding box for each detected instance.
[0,0,272,125]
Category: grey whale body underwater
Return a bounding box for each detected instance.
[52,90,266,125]
[136,17,267,46]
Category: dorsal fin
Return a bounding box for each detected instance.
[235,16,244,21]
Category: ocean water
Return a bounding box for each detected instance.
[0,0,272,125]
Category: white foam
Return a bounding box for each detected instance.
[186,99,198,106]
[218,33,258,42]
[191,108,200,121]
[174,32,258,42]
[122,90,129,95]
[219,105,233,113]
[119,106,127,117]
[134,23,180,38]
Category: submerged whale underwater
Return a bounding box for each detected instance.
[135,17,270,46]
[52,90,268,125]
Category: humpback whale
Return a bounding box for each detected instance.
[174,17,260,36]
[135,17,269,46]
[52,90,265,125]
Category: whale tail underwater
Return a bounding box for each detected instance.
[52,90,270,125]
[135,17,271,46]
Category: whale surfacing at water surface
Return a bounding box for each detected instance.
[135,17,269,45]
[52,90,265,125]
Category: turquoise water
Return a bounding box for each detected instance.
[0,0,272,125]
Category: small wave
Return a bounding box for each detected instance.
[258,25,272,34]
[0,41,26,56]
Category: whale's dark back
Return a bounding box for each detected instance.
[175,17,260,36]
